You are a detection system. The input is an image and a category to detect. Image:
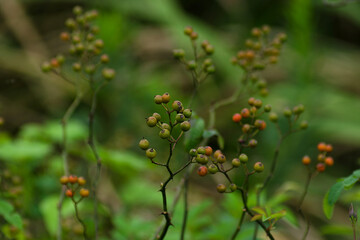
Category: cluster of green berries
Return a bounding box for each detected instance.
[173,26,215,74]
[41,6,115,81]
[60,175,90,198]
[302,142,334,172]
[268,104,308,129]
[189,146,264,193]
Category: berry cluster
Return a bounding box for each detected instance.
[60,175,90,199]
[302,142,334,172]
[268,103,308,130]
[41,5,115,81]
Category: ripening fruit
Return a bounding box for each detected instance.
[254,162,264,173]
[217,154,226,163]
[283,108,292,118]
[232,158,241,167]
[205,146,213,156]
[162,93,170,103]
[208,164,218,174]
[197,166,208,176]
[172,100,183,112]
[241,108,250,118]
[251,28,262,37]
[153,113,161,121]
[68,175,78,184]
[239,153,248,163]
[316,163,326,172]
[264,105,272,112]
[180,121,191,131]
[65,18,76,29]
[205,45,214,55]
[102,68,115,80]
[60,176,69,185]
[249,139,258,148]
[217,184,226,193]
[325,157,334,166]
[190,31,198,40]
[100,54,109,63]
[325,144,333,153]
[318,154,326,162]
[173,49,185,59]
[161,123,170,130]
[153,95,163,104]
[79,188,90,197]
[146,116,157,127]
[232,113,242,123]
[176,114,186,122]
[229,183,237,192]
[146,148,157,159]
[77,177,86,186]
[196,154,208,164]
[242,124,251,133]
[201,40,209,49]
[317,142,327,152]
[184,26,193,36]
[50,58,60,68]
[269,112,278,122]
[159,129,170,139]
[183,109,192,118]
[302,156,311,165]
[189,149,197,157]
[66,189,74,197]
[72,62,81,72]
[259,121,266,130]
[60,32,70,41]
[214,150,222,159]
[254,99,262,108]
[197,147,206,154]
[187,60,197,70]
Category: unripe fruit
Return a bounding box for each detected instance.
[102,68,115,80]
[73,6,83,15]
[254,99,262,108]
[262,25,271,34]
[50,58,60,68]
[159,129,170,139]
[293,104,305,115]
[239,153,248,163]
[139,139,150,150]
[183,109,192,118]
[232,113,242,123]
[316,163,326,172]
[187,60,197,70]
[302,156,311,165]
[68,175,78,184]
[77,177,86,186]
[153,113,161,121]
[162,93,170,103]
[248,97,255,106]
[201,40,209,49]
[242,124,251,133]
[41,62,51,72]
[251,28,262,37]
[196,154,208,164]
[146,148,157,159]
[197,147,206,154]
[72,62,81,72]
[205,146,213,156]
[318,153,326,162]
[189,149,197,157]
[184,26,193,36]
[60,176,69,185]
[214,150,222,159]
[232,158,241,167]
[269,112,278,122]
[208,164,218,174]
[161,123,171,130]
[217,154,226,164]
[176,113,185,122]
[75,43,85,53]
[146,116,157,127]
[206,65,215,73]
[241,108,250,118]
[85,64,96,74]
[65,18,76,29]
[66,189,73,197]
[172,100,183,112]
[197,166,208,176]
[249,139,258,148]
[283,108,292,118]
[100,54,109,63]
[325,144,333,153]
[180,121,191,131]
[300,120,308,130]
[91,26,100,34]
[94,39,104,49]
[203,58,212,67]
[173,49,185,59]
[205,45,214,55]
[250,106,257,114]
[217,184,226,193]
[254,162,264,173]
[229,183,237,192]
[87,33,95,41]
[325,157,334,166]
[79,188,90,197]
[154,95,163,104]
[190,31,198,40]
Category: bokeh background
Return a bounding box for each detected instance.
[0,0,360,239]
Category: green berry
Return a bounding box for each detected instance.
[300,120,308,130]
[239,153,248,163]
[187,60,197,70]
[102,68,115,80]
[100,54,109,63]
[172,100,183,112]
[161,123,171,130]
[249,139,258,148]
[269,112,278,122]
[264,104,271,112]
[173,49,185,59]
[95,39,104,49]
[146,116,157,127]
[154,95,163,104]
[85,64,96,74]
[206,65,215,73]
[184,26,193,36]
[75,43,85,53]
[180,121,191,131]
[183,109,192,118]
[208,164,218,174]
[257,80,267,89]
[146,148,157,159]
[56,54,65,64]
[217,154,226,163]
[197,147,206,154]
[254,99,262,108]
[176,114,185,122]
[229,183,237,192]
[217,184,226,193]
[41,62,51,72]
[293,104,305,115]
[254,162,264,173]
[73,6,83,15]
[152,113,161,121]
[196,154,208,164]
[159,129,170,139]
[232,158,241,167]
[139,138,149,150]
[65,18,76,29]
[283,108,292,118]
[205,45,214,55]
[189,149,197,157]
[72,62,81,72]
[162,93,170,103]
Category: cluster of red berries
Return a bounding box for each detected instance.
[190,146,264,193]
[60,175,90,199]
[41,6,115,81]
[232,97,271,148]
[302,142,334,172]
[173,26,215,75]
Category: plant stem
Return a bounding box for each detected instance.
[298,168,313,240]
[352,223,356,240]
[230,210,246,240]
[73,198,88,240]
[180,168,190,240]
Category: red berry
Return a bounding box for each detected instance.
[241,108,250,118]
[65,189,73,197]
[325,144,333,153]
[232,113,242,123]
[197,166,208,176]
[205,146,213,156]
[316,163,326,172]
[317,142,327,152]
[68,175,78,184]
[325,157,334,166]
[302,156,311,165]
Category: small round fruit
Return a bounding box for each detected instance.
[325,144,333,153]
[264,104,272,112]
[316,163,326,172]
[189,149,197,157]
[317,142,327,152]
[283,108,292,118]
[159,129,170,139]
[259,121,266,130]
[229,183,237,192]
[68,175,78,184]
[241,108,250,118]
[60,176,69,185]
[214,150,222,159]
[249,139,258,148]
[269,112,278,122]
[80,188,90,197]
[196,154,208,164]
[183,109,192,118]
[217,184,226,193]
[180,121,191,131]
[208,164,218,174]
[173,49,185,59]
[60,32,70,41]
[184,26,193,36]
[146,116,157,127]
[161,123,171,130]
[190,31,198,40]
[197,166,208,176]
[100,54,109,63]
[172,100,183,112]
[325,157,334,166]
[77,177,86,186]
[254,99,262,108]
[197,147,206,154]
[239,153,248,163]
[318,154,326,162]
[152,113,161,121]
[232,158,241,167]
[300,121,308,130]
[146,148,157,159]
[205,146,213,156]
[154,95,163,104]
[242,124,251,133]
[248,97,255,106]
[102,68,115,80]
[162,93,170,103]
[72,62,81,72]
[41,62,51,72]
[232,113,242,123]
[254,162,264,173]
[302,156,311,165]
[217,154,226,163]
[66,189,73,197]
[176,113,185,122]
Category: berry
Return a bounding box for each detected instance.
[262,25,271,34]
[161,123,171,130]
[183,109,192,118]
[269,112,278,122]
[196,154,208,164]
[242,124,251,133]
[41,62,51,72]
[316,163,326,172]
[190,31,198,40]
[66,189,73,197]
[173,49,185,59]
[317,142,327,152]
[248,97,255,106]
[259,121,266,130]
[241,108,250,118]
[60,32,70,41]
[264,105,272,112]
[85,64,96,74]
[251,28,262,37]
[187,60,197,70]
[172,100,183,112]
[100,54,109,63]
[232,158,241,167]
[318,154,326,162]
[60,176,69,185]
[201,40,209,49]
[293,104,305,115]
[50,58,59,68]
[77,177,86,186]
[300,121,308,130]
[302,156,311,165]
[283,108,292,118]
[146,148,157,159]
[197,147,206,154]
[249,139,258,148]
[75,43,85,53]
[217,154,226,164]
[102,68,115,80]
[325,157,334,166]
[325,144,333,153]
[208,164,218,174]
[232,113,242,123]
[229,183,237,192]
[217,184,226,193]
[214,150,222,159]
[239,153,248,163]
[205,45,214,55]
[94,39,104,49]
[189,149,197,157]
[139,138,150,150]
[146,116,157,127]
[197,166,208,176]
[154,95,163,104]
[254,162,264,173]
[159,129,170,139]
[254,99,262,108]
[269,56,278,64]
[176,114,185,122]
[162,93,170,103]
[153,113,161,121]
[79,188,90,197]
[184,26,193,36]
[205,65,214,73]
[180,121,191,131]
[72,62,81,72]
[68,175,78,184]
[205,146,213,156]
[65,18,76,29]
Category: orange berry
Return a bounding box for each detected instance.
[241,108,250,118]
[232,113,242,123]
[80,188,90,197]
[237,51,246,59]
[60,176,69,185]
[65,189,73,197]
[317,142,327,152]
[68,175,78,184]
[205,146,213,156]
[197,166,208,177]
[325,144,333,153]
[50,58,59,68]
[325,157,334,166]
[60,32,70,41]
[77,177,86,185]
[214,150,222,159]
[316,163,326,172]
[302,156,311,165]
[245,50,255,60]
[259,121,266,130]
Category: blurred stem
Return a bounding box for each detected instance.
[57,90,83,240]
[298,167,314,240]
[72,197,88,240]
[180,168,190,240]
[352,223,356,240]
[230,211,246,240]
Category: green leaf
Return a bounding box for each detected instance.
[321,224,353,236]
[267,210,286,221]
[252,207,266,216]
[251,214,262,222]
[343,175,359,189]
[323,191,335,219]
[0,199,14,216]
[353,169,360,178]
[4,213,23,229]
[185,117,205,151]
[202,129,225,149]
[328,181,344,205]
